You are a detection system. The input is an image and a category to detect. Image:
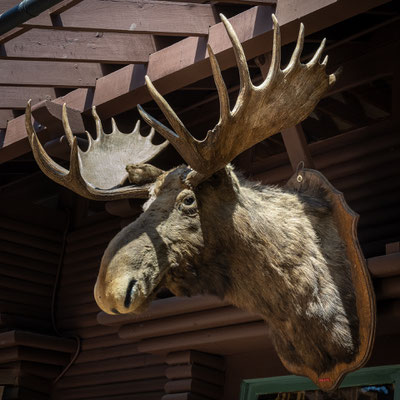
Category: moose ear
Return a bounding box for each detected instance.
[125,164,164,185]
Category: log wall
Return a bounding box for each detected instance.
[0,202,77,399]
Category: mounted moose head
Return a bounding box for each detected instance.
[26,15,375,390]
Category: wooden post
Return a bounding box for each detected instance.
[281,125,315,170]
[163,350,225,400]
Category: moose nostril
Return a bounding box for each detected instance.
[124,279,137,309]
[111,308,120,315]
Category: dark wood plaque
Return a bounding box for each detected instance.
[285,168,376,391]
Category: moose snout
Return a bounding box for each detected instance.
[94,276,141,315]
[94,226,161,315]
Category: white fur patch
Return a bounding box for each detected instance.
[142,183,157,211]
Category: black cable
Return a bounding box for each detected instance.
[50,210,81,385]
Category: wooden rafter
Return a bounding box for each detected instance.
[0,110,14,130]
[0,87,56,109]
[0,30,155,63]
[0,60,104,88]
[1,0,218,39]
[50,0,217,36]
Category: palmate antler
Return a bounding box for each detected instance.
[26,101,168,201]
[138,14,336,181]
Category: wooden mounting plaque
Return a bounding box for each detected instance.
[285,168,376,391]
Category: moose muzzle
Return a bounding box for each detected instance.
[94,225,167,315]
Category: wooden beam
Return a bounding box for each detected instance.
[0,0,216,43]
[0,26,28,43]
[0,110,14,130]
[0,60,103,88]
[46,0,217,36]
[1,116,40,163]
[0,86,93,162]
[48,0,85,14]
[0,87,56,109]
[0,30,155,63]
[32,100,85,135]
[52,88,94,112]
[281,125,314,170]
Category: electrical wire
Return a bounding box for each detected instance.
[50,210,82,385]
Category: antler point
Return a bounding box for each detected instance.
[134,119,141,133]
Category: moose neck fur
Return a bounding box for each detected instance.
[95,165,359,374]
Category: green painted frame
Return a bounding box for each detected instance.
[240,365,400,400]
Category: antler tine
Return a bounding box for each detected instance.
[137,104,179,146]
[111,117,118,133]
[147,127,156,141]
[138,76,206,171]
[26,100,70,183]
[142,76,194,145]
[309,38,326,66]
[62,103,75,147]
[84,130,93,152]
[208,44,230,124]
[220,14,252,103]
[92,106,103,139]
[133,119,140,134]
[285,22,304,72]
[264,14,281,84]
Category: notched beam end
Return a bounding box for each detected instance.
[31,100,85,135]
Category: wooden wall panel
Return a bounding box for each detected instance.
[0,204,62,331]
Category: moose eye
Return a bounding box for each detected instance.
[183,196,195,206]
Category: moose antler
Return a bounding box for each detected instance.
[138,14,336,180]
[26,101,168,201]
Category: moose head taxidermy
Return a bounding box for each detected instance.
[26,14,375,390]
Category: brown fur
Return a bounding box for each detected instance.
[94,165,359,374]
